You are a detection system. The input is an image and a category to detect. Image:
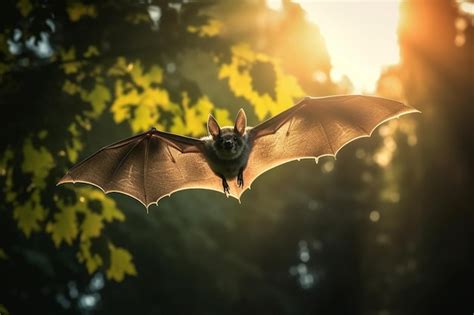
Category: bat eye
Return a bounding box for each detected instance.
[233,136,237,141]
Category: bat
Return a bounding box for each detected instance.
[58,95,419,208]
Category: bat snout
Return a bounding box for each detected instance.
[224,140,234,149]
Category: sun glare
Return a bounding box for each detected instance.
[268,0,401,93]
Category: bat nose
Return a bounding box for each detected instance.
[224,140,233,149]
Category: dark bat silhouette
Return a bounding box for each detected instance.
[58,95,419,208]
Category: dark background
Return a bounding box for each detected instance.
[0,0,473,314]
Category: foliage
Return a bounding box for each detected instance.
[0,0,314,289]
[106,243,137,282]
[0,249,8,260]
[0,304,10,315]
[219,43,305,120]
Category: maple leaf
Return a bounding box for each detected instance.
[106,243,137,282]
[46,206,78,247]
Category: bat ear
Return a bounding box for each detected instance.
[207,114,221,139]
[234,108,247,136]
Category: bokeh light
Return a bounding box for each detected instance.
[370,210,381,222]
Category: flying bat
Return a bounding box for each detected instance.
[58,95,419,208]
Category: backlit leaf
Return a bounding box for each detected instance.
[110,60,172,132]
[17,0,32,17]
[81,212,104,240]
[81,84,111,117]
[0,304,10,315]
[77,239,103,274]
[188,19,223,37]
[170,93,214,136]
[22,138,54,189]
[0,248,8,260]
[107,243,137,282]
[60,48,81,74]
[13,190,46,237]
[84,45,100,58]
[219,44,305,121]
[214,108,234,127]
[46,205,78,247]
[67,3,97,22]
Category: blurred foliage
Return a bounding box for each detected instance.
[0,248,8,260]
[0,0,472,314]
[106,242,137,282]
[219,43,305,120]
[0,304,10,315]
[1,0,326,294]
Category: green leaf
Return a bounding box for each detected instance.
[83,188,125,222]
[0,304,10,315]
[219,44,305,120]
[60,48,81,74]
[170,94,214,136]
[22,138,54,189]
[13,190,46,237]
[84,45,100,58]
[63,80,80,95]
[67,3,97,22]
[109,60,173,132]
[46,205,78,247]
[77,239,103,274]
[17,0,32,16]
[81,84,111,117]
[214,108,233,127]
[0,248,9,260]
[80,212,104,240]
[187,19,223,37]
[106,243,137,282]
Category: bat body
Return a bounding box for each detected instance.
[58,95,419,208]
[201,111,251,193]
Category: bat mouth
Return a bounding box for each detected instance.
[216,147,240,160]
[223,142,234,150]
[227,146,239,155]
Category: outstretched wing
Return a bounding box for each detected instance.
[57,129,222,209]
[235,95,419,198]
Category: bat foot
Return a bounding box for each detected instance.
[237,171,244,188]
[221,176,230,195]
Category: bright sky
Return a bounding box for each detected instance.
[267,0,401,93]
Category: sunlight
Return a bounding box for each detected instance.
[267,0,283,11]
[268,0,401,93]
[458,0,474,17]
[300,0,401,93]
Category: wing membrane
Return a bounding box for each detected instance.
[58,130,222,208]
[235,95,419,198]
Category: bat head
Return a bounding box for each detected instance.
[207,109,247,159]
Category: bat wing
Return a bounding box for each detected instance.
[57,129,222,209]
[236,95,419,198]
